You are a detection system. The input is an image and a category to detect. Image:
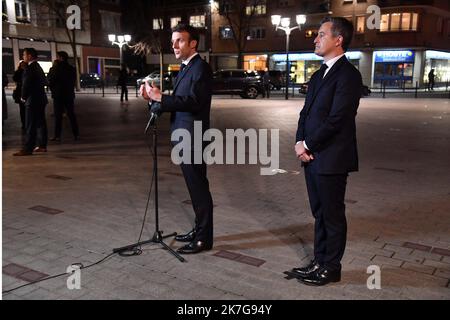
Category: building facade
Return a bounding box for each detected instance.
[210,0,450,87]
[2,0,91,77]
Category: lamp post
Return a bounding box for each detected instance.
[271,14,306,100]
[108,34,131,64]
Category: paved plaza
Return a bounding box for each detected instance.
[2,93,450,300]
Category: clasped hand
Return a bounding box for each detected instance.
[294,141,314,163]
[139,81,162,102]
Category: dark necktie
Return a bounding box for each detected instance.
[180,63,187,73]
[318,63,329,80]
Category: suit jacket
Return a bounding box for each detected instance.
[47,61,76,101]
[296,56,362,174]
[21,61,48,108]
[161,54,212,137]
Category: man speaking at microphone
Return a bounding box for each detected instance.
[140,23,214,254]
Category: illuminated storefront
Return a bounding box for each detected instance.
[243,54,268,71]
[270,51,362,84]
[373,50,415,87]
[423,50,450,85]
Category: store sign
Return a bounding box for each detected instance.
[426,50,450,60]
[272,51,362,62]
[374,50,415,63]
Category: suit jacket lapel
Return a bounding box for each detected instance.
[305,56,348,114]
[172,54,200,94]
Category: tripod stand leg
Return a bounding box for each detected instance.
[157,239,186,262]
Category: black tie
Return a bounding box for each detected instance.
[318,63,328,79]
[180,63,187,73]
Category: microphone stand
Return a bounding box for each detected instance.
[113,106,186,262]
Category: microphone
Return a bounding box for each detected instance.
[145,101,162,133]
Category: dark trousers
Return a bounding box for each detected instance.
[304,160,348,271]
[53,98,79,138]
[120,85,128,101]
[180,161,214,244]
[19,102,26,129]
[263,84,270,98]
[24,104,47,152]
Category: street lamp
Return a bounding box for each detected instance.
[108,34,131,64]
[271,14,306,100]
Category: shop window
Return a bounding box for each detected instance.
[356,16,365,33]
[190,15,205,28]
[171,17,181,29]
[380,14,389,32]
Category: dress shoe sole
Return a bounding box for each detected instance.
[283,270,313,280]
[174,237,195,243]
[176,246,212,254]
[298,276,341,286]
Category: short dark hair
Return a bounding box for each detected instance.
[23,48,38,59]
[172,23,200,49]
[320,17,354,51]
[57,51,69,61]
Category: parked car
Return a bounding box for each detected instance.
[136,70,179,90]
[212,69,264,99]
[298,81,371,97]
[80,73,102,88]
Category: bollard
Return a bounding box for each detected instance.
[135,84,138,97]
[93,85,96,94]
[382,81,386,98]
[414,81,418,99]
[102,82,105,98]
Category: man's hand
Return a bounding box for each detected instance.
[295,141,314,163]
[139,81,162,102]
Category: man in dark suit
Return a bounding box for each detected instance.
[47,51,79,142]
[141,24,214,254]
[291,17,362,286]
[14,48,49,156]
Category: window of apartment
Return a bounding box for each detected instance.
[15,0,30,23]
[190,15,205,28]
[100,11,121,33]
[246,0,266,16]
[153,18,163,30]
[343,0,353,4]
[219,26,233,39]
[171,17,181,29]
[278,0,289,7]
[356,16,365,33]
[55,1,66,28]
[380,12,419,32]
[3,0,8,21]
[248,27,265,40]
[220,1,233,14]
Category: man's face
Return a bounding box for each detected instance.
[171,31,196,60]
[314,22,342,58]
[22,51,32,63]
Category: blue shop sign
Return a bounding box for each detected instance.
[375,50,415,63]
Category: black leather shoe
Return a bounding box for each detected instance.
[175,229,196,242]
[299,267,341,286]
[291,260,321,278]
[177,241,212,254]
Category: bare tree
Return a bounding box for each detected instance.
[219,0,266,68]
[123,0,168,91]
[31,0,89,90]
